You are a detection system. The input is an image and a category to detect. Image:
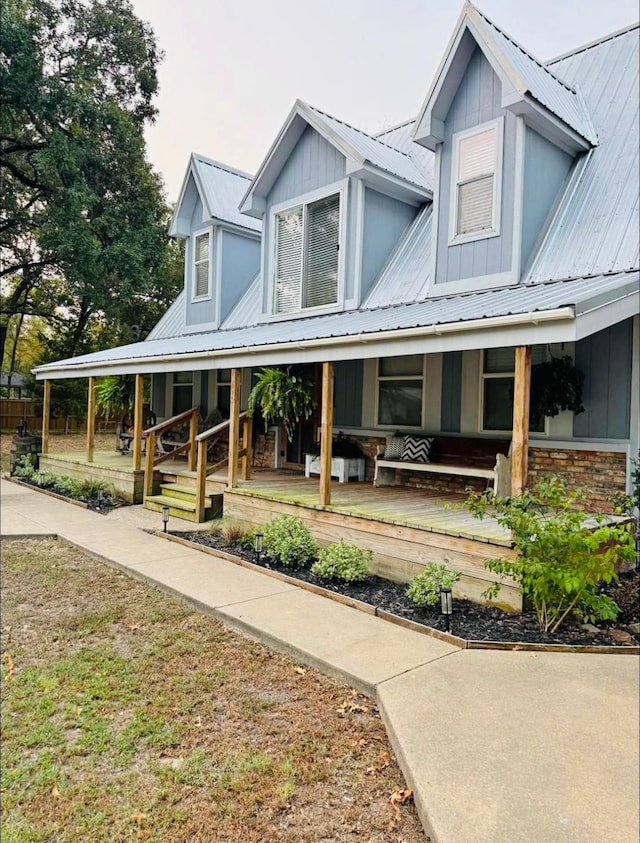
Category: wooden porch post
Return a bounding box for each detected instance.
[132,373,144,471]
[41,380,51,455]
[86,377,95,463]
[241,415,253,480]
[319,362,334,507]
[227,368,241,488]
[511,345,532,496]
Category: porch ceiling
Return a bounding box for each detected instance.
[33,271,638,380]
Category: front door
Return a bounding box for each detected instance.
[282,364,321,469]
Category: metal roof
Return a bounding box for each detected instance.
[34,271,637,377]
[374,120,435,186]
[306,104,433,191]
[192,155,262,232]
[527,25,639,281]
[220,275,262,329]
[471,4,597,144]
[146,290,185,340]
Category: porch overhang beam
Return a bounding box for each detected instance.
[32,307,576,380]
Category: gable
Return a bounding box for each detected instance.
[171,171,205,237]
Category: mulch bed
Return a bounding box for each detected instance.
[177,532,640,649]
[9,475,129,515]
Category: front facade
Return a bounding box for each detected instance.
[34,4,639,518]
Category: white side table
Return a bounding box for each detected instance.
[304,454,365,483]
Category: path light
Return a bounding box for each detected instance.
[254,532,264,564]
[97,489,104,505]
[440,586,453,633]
[162,506,170,533]
[38,471,45,486]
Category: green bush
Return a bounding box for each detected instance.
[262,515,318,569]
[467,476,636,633]
[311,540,371,582]
[406,563,461,607]
[12,454,36,479]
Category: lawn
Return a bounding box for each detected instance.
[0,539,424,842]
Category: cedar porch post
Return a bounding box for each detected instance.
[132,373,144,471]
[319,362,334,507]
[227,368,241,488]
[511,345,532,496]
[86,377,95,463]
[41,380,51,455]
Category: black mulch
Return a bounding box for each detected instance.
[176,532,640,648]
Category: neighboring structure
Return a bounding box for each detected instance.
[34,3,639,513]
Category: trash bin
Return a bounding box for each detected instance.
[10,434,42,474]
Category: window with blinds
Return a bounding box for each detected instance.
[453,121,501,239]
[274,192,340,314]
[193,232,211,298]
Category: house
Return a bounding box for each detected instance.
[32,3,639,605]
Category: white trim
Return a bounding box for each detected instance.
[191,227,213,303]
[268,178,348,319]
[511,116,526,279]
[214,227,223,326]
[351,179,365,308]
[431,270,516,296]
[478,346,548,435]
[427,146,441,296]
[449,117,504,246]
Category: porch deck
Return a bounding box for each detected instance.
[37,452,519,607]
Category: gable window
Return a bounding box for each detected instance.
[377,355,424,427]
[273,190,341,315]
[481,347,546,433]
[451,118,503,243]
[193,230,211,300]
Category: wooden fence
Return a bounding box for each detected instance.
[0,398,118,435]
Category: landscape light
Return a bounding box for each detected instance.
[440,587,453,633]
[162,506,170,533]
[254,532,264,563]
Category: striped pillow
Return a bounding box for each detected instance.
[383,435,404,459]
[401,435,433,463]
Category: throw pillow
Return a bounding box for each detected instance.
[383,435,404,459]
[401,435,433,463]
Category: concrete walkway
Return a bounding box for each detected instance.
[1,477,638,843]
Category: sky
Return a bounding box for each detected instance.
[128,0,639,203]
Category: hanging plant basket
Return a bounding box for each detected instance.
[530,355,584,421]
[247,367,315,442]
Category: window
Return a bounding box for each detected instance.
[216,368,231,419]
[481,347,546,432]
[193,230,211,299]
[377,355,424,427]
[273,191,341,314]
[451,119,502,242]
[172,371,193,415]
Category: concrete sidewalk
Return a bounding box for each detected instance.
[1,477,638,843]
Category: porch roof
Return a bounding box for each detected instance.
[33,270,638,380]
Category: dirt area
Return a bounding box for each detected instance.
[1,539,425,843]
[0,431,116,473]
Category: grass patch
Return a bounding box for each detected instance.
[1,538,423,842]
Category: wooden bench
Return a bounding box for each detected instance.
[374,435,512,496]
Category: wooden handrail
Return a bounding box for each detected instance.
[195,411,247,444]
[144,407,199,437]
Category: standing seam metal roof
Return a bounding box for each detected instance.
[191,155,262,232]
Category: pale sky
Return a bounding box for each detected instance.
[128,0,639,203]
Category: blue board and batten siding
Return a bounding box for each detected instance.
[361,188,417,299]
[333,360,363,427]
[440,351,462,432]
[574,319,633,439]
[262,125,357,311]
[436,47,516,285]
[220,231,261,323]
[521,128,573,273]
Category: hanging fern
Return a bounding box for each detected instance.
[247,367,315,442]
[530,356,584,420]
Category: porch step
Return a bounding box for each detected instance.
[144,483,223,523]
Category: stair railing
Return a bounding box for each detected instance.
[143,407,200,498]
[194,412,252,522]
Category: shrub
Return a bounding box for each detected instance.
[311,540,371,582]
[406,563,461,607]
[262,515,318,569]
[467,476,636,633]
[218,519,250,548]
[12,454,36,479]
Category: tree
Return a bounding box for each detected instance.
[0,0,177,364]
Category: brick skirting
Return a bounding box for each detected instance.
[528,448,627,513]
